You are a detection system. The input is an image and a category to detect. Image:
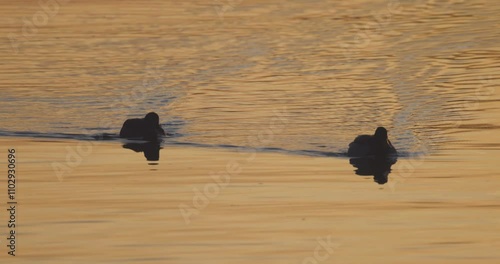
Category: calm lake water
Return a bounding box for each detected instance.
[1,1,500,263]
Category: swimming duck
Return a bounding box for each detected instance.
[119,112,165,141]
[347,127,397,157]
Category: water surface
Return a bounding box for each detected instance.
[0,1,499,262]
[1,0,498,156]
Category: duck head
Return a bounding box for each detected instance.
[144,112,160,125]
[144,112,166,136]
[374,127,388,140]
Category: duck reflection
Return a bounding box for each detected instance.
[123,142,162,162]
[119,111,165,163]
[347,127,398,185]
[349,156,397,184]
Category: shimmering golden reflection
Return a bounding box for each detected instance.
[0,0,499,263]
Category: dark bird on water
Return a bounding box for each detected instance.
[347,127,397,157]
[119,112,165,141]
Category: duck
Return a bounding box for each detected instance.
[119,112,166,141]
[347,127,397,157]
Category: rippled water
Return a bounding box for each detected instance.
[1,0,499,156]
[1,1,500,263]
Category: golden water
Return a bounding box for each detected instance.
[0,0,499,263]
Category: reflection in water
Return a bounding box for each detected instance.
[349,156,397,185]
[123,142,162,163]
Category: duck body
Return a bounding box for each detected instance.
[119,112,165,141]
[347,127,397,157]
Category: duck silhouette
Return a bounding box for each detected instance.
[347,127,397,157]
[119,112,165,141]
